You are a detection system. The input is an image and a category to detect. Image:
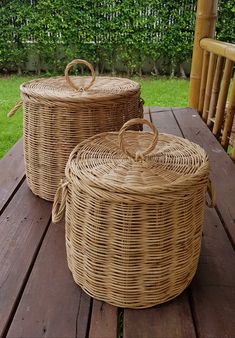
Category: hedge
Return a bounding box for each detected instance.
[0,0,234,76]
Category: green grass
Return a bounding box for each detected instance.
[136,76,189,107]
[0,75,189,159]
[0,75,36,158]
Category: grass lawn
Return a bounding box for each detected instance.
[135,76,189,107]
[0,75,35,159]
[0,75,189,159]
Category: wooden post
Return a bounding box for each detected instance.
[189,0,218,110]
[207,56,224,126]
[221,74,235,149]
[232,146,235,161]
[198,50,210,115]
[212,59,233,136]
[202,53,217,122]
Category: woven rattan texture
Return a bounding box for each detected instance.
[20,76,140,103]
[22,76,141,201]
[53,120,210,308]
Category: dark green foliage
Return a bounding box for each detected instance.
[0,0,233,75]
[217,0,235,43]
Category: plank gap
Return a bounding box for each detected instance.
[117,308,124,338]
[188,287,200,338]
[85,298,94,338]
[213,205,235,251]
[170,107,186,138]
[0,175,25,217]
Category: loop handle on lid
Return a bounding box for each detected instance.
[64,59,96,91]
[118,118,158,161]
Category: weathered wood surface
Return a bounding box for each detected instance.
[173,107,235,247]
[7,221,92,338]
[0,107,234,338]
[124,293,196,338]
[0,139,24,214]
[190,208,235,337]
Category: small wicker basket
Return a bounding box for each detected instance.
[52,118,215,309]
[8,59,142,201]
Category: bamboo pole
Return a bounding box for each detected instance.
[207,56,224,126]
[231,146,235,161]
[202,53,217,122]
[198,50,210,115]
[221,74,235,149]
[189,0,218,110]
[212,59,234,135]
[200,38,235,62]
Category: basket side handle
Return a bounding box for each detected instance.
[118,118,158,161]
[206,178,216,208]
[7,100,23,117]
[64,59,96,91]
[52,180,69,223]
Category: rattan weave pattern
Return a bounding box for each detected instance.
[17,60,142,201]
[52,118,210,308]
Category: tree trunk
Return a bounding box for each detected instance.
[95,63,99,75]
[151,63,159,76]
[17,65,22,75]
[179,63,187,78]
[111,63,116,76]
[170,61,176,78]
[100,62,105,74]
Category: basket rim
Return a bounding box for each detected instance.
[65,130,210,197]
[20,76,140,104]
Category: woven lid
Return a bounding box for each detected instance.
[66,118,209,195]
[20,59,140,103]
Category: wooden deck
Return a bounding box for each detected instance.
[1,107,235,338]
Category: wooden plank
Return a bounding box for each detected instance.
[124,292,196,338]
[150,106,173,113]
[143,106,150,114]
[0,139,24,213]
[150,110,182,137]
[190,207,235,337]
[192,285,235,337]
[0,182,52,337]
[173,107,235,247]
[89,301,117,338]
[7,221,92,338]
[123,109,196,338]
[143,110,151,126]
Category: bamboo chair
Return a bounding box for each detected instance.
[189,0,235,160]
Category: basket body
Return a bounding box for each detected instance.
[65,181,206,308]
[21,77,141,201]
[56,128,210,309]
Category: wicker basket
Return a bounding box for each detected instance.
[8,59,142,201]
[52,118,215,309]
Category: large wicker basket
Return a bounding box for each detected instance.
[8,59,142,201]
[52,118,215,309]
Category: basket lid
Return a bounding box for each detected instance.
[66,118,209,195]
[20,59,140,103]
